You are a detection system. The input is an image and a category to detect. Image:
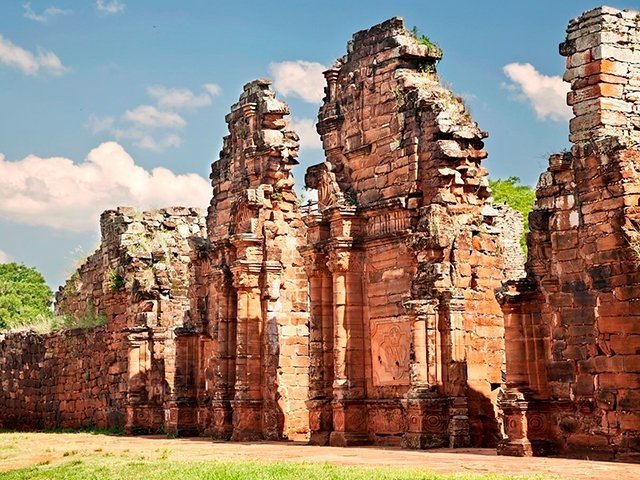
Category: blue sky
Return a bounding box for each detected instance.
[0,0,638,288]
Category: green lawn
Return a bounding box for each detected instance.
[0,458,539,480]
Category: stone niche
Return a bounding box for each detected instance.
[302,17,523,448]
[499,6,640,461]
[191,79,311,441]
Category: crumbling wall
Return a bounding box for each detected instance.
[193,79,310,441]
[0,328,128,431]
[303,17,523,449]
[0,207,206,434]
[500,6,640,461]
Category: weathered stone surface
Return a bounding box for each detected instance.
[0,208,206,433]
[194,79,310,441]
[302,17,522,449]
[499,5,640,461]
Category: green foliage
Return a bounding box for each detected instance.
[489,177,536,251]
[106,268,125,291]
[410,26,439,50]
[0,263,53,330]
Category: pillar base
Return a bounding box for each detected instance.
[309,431,331,445]
[125,405,164,435]
[402,394,470,449]
[497,438,534,456]
[330,431,370,447]
[402,432,448,449]
[209,400,233,440]
[307,399,333,445]
[165,403,198,437]
[231,399,263,441]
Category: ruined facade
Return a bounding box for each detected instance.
[1,5,639,461]
[302,18,522,448]
[499,6,640,460]
[0,207,206,433]
[191,79,310,441]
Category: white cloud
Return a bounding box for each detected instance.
[147,85,216,109]
[123,105,186,129]
[86,115,115,134]
[503,63,571,122]
[88,83,221,152]
[96,0,125,14]
[0,142,211,232]
[23,3,71,23]
[130,133,182,152]
[269,60,326,104]
[0,34,69,76]
[288,117,322,150]
[203,83,221,97]
[0,249,10,263]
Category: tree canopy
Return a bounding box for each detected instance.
[0,262,53,330]
[489,176,536,250]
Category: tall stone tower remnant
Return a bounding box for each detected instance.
[499,6,640,460]
[302,17,523,448]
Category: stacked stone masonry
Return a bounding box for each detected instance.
[0,5,639,461]
[499,6,640,461]
[303,17,522,448]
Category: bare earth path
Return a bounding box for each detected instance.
[1,432,639,479]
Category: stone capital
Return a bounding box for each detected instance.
[326,249,362,273]
[300,249,327,277]
[230,262,261,290]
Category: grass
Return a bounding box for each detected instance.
[0,458,539,480]
[0,432,550,480]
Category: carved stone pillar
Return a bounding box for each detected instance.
[402,299,449,448]
[327,247,368,446]
[125,327,155,434]
[165,327,198,437]
[209,265,235,440]
[230,261,263,441]
[302,248,333,445]
[261,260,284,440]
[441,292,470,448]
[498,282,551,456]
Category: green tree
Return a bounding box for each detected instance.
[0,263,53,330]
[489,176,536,251]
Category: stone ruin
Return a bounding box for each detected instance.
[499,6,640,460]
[302,17,522,448]
[0,5,639,461]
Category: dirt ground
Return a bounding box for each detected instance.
[1,432,639,479]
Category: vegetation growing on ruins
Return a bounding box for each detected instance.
[489,177,535,250]
[410,26,439,51]
[107,268,125,291]
[0,263,53,330]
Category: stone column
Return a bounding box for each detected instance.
[125,327,152,434]
[441,292,470,448]
[402,299,449,448]
[230,262,264,441]
[261,260,284,440]
[165,327,198,437]
[327,248,368,446]
[498,282,548,456]
[210,265,235,439]
[302,248,333,445]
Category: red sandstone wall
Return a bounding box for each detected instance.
[500,6,640,460]
[0,327,128,430]
[0,207,207,436]
[304,17,522,449]
[196,80,310,441]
